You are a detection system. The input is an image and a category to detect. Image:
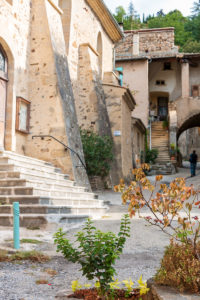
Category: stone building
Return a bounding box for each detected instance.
[116,27,200,171]
[0,0,140,227]
[0,0,137,187]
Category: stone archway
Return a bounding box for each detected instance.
[177,112,200,140]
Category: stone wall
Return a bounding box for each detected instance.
[116,28,178,58]
[139,28,175,54]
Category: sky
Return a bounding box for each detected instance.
[104,0,195,18]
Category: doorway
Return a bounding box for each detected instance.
[0,46,7,149]
[158,97,168,121]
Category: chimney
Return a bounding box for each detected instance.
[132,33,139,56]
[118,22,124,33]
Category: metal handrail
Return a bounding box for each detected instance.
[32,135,87,170]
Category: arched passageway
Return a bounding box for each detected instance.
[177,113,200,139]
[177,113,200,160]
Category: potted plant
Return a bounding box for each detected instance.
[162,120,169,130]
[170,144,176,160]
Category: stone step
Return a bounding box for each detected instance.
[0,186,97,199]
[0,205,107,216]
[1,151,55,168]
[0,157,62,174]
[0,214,88,227]
[0,195,104,207]
[0,178,86,192]
[0,164,70,182]
[0,170,72,185]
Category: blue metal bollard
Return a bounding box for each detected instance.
[13,202,20,249]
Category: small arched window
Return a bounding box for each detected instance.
[97,32,103,77]
[0,47,7,74]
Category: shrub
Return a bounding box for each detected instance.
[145,148,158,164]
[155,240,200,293]
[115,164,200,258]
[115,164,200,292]
[54,215,131,296]
[80,129,113,178]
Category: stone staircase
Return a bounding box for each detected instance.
[149,122,176,175]
[0,151,108,228]
[151,121,170,163]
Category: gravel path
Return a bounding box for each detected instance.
[0,219,169,300]
[0,168,200,300]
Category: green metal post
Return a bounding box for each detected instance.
[13,202,20,249]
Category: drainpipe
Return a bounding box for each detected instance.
[149,117,152,150]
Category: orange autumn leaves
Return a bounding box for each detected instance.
[115,164,200,248]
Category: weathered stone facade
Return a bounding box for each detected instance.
[116,28,178,59]
[0,0,137,186]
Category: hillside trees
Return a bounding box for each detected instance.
[113,1,200,53]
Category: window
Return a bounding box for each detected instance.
[16,97,30,133]
[0,47,7,74]
[164,62,171,70]
[156,80,165,85]
[192,85,200,97]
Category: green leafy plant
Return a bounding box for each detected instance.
[162,120,169,130]
[80,129,113,178]
[145,148,158,164]
[54,215,131,297]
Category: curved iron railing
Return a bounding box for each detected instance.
[32,135,87,170]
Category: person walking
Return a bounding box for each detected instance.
[189,150,198,177]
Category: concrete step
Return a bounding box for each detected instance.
[0,186,97,199]
[0,178,86,193]
[0,205,107,216]
[0,170,72,185]
[0,157,62,174]
[0,214,88,227]
[0,164,70,182]
[1,151,56,168]
[0,150,107,227]
[0,195,104,207]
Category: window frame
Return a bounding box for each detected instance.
[16,97,31,134]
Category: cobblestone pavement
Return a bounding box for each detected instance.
[0,168,200,300]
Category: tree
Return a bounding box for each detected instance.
[181,38,200,53]
[156,9,165,17]
[147,10,190,46]
[114,6,126,23]
[191,0,200,16]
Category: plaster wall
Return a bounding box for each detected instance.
[116,60,149,127]
[149,60,181,101]
[189,63,200,96]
